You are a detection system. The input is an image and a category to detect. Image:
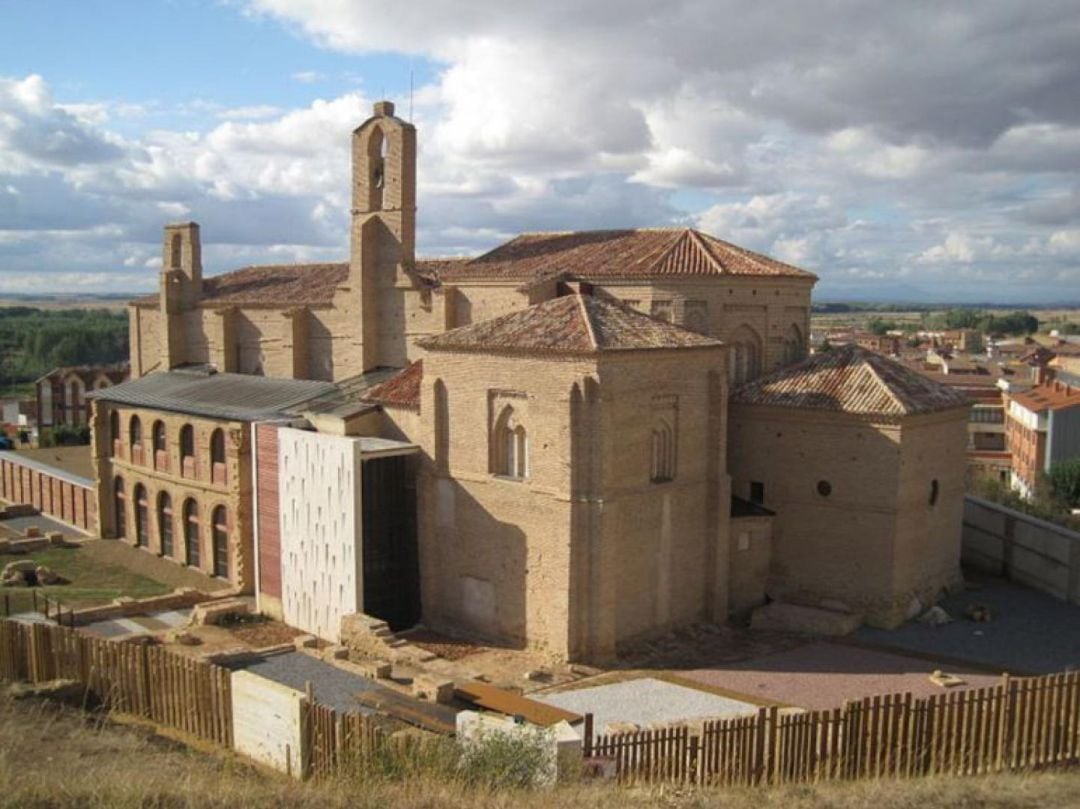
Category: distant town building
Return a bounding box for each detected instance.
[36,364,128,431]
[1005,381,1080,499]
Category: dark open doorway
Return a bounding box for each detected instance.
[361,454,420,630]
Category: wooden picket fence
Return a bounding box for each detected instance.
[0,619,232,747]
[306,702,391,779]
[587,672,1080,785]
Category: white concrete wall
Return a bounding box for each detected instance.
[963,495,1080,604]
[278,427,363,641]
[231,670,306,778]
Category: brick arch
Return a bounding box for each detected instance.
[726,324,763,384]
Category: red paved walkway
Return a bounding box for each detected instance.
[680,641,1003,710]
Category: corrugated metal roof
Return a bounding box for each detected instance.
[732,344,971,417]
[86,369,337,422]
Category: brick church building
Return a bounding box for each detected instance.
[87,101,970,661]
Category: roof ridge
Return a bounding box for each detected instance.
[861,352,908,414]
[686,228,725,274]
[577,294,599,350]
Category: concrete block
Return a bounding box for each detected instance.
[190,599,251,626]
[412,675,454,704]
[293,634,318,649]
[750,602,862,636]
[355,660,393,679]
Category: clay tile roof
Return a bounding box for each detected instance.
[131,258,465,308]
[1009,381,1080,413]
[418,293,721,356]
[364,360,423,410]
[438,228,816,283]
[731,343,971,418]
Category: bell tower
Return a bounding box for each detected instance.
[159,221,203,369]
[349,100,416,371]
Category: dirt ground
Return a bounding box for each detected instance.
[10,445,95,479]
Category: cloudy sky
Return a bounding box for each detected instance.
[2,0,1079,302]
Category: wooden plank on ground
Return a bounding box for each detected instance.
[454,681,581,727]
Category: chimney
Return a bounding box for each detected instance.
[373,100,395,118]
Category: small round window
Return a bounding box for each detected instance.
[817,480,832,497]
[929,479,939,506]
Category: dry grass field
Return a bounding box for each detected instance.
[1,691,1079,809]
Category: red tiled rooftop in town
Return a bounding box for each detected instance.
[1009,381,1080,413]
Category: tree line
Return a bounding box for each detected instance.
[864,309,1040,337]
[0,307,128,393]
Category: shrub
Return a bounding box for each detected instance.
[457,725,555,790]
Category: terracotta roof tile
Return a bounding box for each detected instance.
[732,344,971,417]
[364,360,422,409]
[439,228,816,283]
[131,259,464,308]
[1009,381,1080,413]
[418,293,722,355]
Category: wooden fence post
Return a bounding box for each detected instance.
[302,681,314,780]
[583,713,594,758]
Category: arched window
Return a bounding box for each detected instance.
[134,484,149,548]
[210,428,227,485]
[129,416,143,464]
[211,505,229,579]
[67,379,83,425]
[113,477,126,539]
[727,325,763,385]
[170,233,182,268]
[783,324,805,365]
[183,499,200,567]
[92,376,110,391]
[157,492,173,557]
[152,420,167,472]
[434,379,449,473]
[109,410,121,456]
[180,424,195,478]
[651,420,675,482]
[368,127,385,211]
[514,425,528,479]
[492,406,528,479]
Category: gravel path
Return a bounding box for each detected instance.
[856,575,1080,675]
[681,641,1002,711]
[534,677,758,734]
[225,651,387,715]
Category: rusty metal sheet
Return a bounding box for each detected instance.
[455,681,582,727]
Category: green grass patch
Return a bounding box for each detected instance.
[1,545,170,615]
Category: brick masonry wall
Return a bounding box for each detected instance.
[0,455,96,533]
[255,423,282,606]
[93,403,254,592]
[728,404,967,627]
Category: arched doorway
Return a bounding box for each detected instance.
[113,477,126,539]
[211,505,228,579]
[183,499,200,567]
[134,484,149,548]
[158,492,173,557]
